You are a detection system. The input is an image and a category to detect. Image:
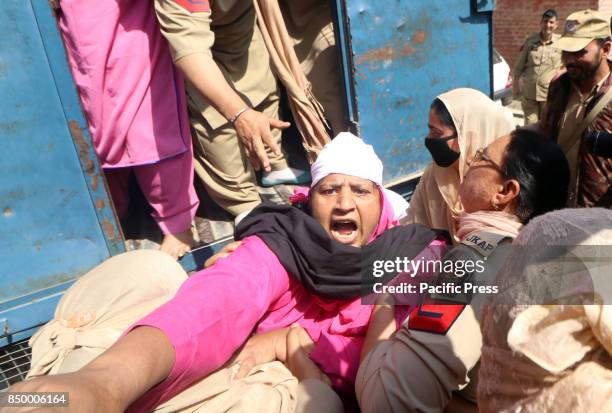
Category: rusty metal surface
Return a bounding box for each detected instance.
[344,0,494,183]
[34,0,124,253]
[66,118,122,250]
[0,0,124,343]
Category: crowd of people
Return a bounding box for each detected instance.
[3,4,612,413]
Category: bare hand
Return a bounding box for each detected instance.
[226,328,288,380]
[233,109,290,172]
[204,241,243,268]
[285,326,330,384]
[361,294,398,362]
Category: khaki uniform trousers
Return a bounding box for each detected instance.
[185,0,289,217]
[281,0,347,135]
[154,0,289,217]
[521,98,546,125]
[513,33,561,126]
[190,92,288,217]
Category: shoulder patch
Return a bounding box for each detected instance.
[408,301,465,335]
[461,231,508,257]
[173,0,210,13]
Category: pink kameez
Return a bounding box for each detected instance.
[58,0,198,233]
[127,234,447,412]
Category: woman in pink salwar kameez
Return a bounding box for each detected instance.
[56,0,199,258]
[13,133,447,412]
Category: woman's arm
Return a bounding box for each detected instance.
[175,54,289,172]
[356,243,482,413]
[360,295,397,362]
[5,327,174,413]
[7,238,289,412]
[356,309,481,413]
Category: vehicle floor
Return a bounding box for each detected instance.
[122,181,299,250]
[122,126,310,251]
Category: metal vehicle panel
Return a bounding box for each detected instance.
[0,0,124,347]
[341,0,494,183]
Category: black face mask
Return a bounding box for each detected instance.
[424,135,460,167]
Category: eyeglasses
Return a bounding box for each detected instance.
[472,147,505,174]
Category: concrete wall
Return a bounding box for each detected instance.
[599,0,612,18]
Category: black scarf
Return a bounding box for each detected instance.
[235,202,446,299]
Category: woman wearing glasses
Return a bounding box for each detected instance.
[356,128,570,412]
[403,88,516,243]
[208,128,571,412]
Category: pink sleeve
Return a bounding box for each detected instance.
[126,236,290,412]
[307,236,450,392]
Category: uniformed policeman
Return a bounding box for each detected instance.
[154,0,308,223]
[356,229,513,412]
[154,1,348,222]
[513,9,563,125]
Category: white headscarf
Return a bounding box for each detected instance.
[310,132,408,220]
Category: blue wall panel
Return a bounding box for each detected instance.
[345,0,493,183]
[0,1,123,345]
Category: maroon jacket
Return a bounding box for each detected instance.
[542,70,612,207]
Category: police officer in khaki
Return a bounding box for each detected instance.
[154,0,307,223]
[513,9,563,124]
[540,9,612,207]
[356,229,512,413]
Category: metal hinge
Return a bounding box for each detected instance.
[0,319,8,337]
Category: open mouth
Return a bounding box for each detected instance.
[331,219,359,245]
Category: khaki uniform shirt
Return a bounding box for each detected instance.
[154,0,277,129]
[513,33,562,101]
[356,232,512,412]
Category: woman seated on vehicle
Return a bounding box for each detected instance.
[12,132,447,412]
[478,207,612,413]
[355,128,570,413]
[204,128,571,412]
[404,88,515,243]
